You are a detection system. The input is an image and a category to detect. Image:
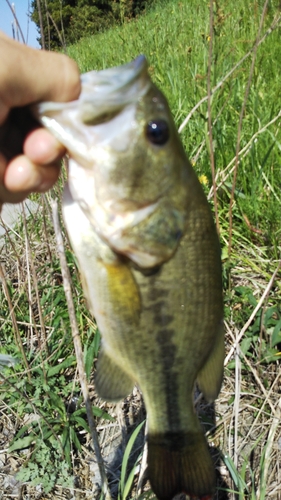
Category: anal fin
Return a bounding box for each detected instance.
[197,321,225,402]
[95,349,134,402]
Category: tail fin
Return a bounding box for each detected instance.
[147,431,215,500]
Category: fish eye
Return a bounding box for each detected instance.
[145,119,170,145]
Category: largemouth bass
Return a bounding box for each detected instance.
[36,55,224,500]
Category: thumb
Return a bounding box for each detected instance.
[0,32,81,121]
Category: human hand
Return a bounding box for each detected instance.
[0,31,81,207]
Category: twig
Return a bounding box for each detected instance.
[208,109,281,200]
[228,0,270,257]
[245,370,281,451]
[225,318,277,416]
[58,0,67,51]
[0,317,53,329]
[207,0,220,234]
[233,336,241,469]
[224,261,281,366]
[22,203,49,354]
[4,0,26,43]
[27,0,30,44]
[47,12,67,52]
[43,0,51,50]
[240,351,276,415]
[22,205,49,359]
[0,262,31,382]
[36,0,45,49]
[51,199,112,500]
[23,204,34,350]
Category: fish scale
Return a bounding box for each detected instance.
[36,55,224,500]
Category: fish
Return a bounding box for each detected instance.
[36,55,224,500]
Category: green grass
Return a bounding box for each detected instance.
[1,0,281,498]
[67,0,281,259]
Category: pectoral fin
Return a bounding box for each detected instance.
[95,349,134,401]
[63,183,141,324]
[197,322,225,402]
[101,260,141,323]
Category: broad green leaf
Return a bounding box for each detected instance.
[69,426,82,451]
[222,453,248,492]
[92,406,115,421]
[9,435,35,452]
[47,356,76,377]
[48,391,66,415]
[71,415,90,433]
[271,318,281,347]
[240,337,253,355]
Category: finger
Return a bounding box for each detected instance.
[0,33,81,120]
[0,153,29,203]
[4,155,60,194]
[23,128,66,165]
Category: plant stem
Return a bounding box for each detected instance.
[51,198,112,500]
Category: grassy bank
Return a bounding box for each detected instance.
[0,0,281,498]
[68,0,281,251]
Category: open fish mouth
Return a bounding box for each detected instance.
[35,56,151,168]
[79,54,150,121]
[36,55,150,141]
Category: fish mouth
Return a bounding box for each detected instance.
[36,55,150,126]
[35,56,151,162]
[79,55,149,123]
[81,55,148,109]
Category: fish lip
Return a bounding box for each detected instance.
[80,55,148,94]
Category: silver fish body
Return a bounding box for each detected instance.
[37,56,224,500]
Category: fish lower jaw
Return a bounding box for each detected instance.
[93,201,171,268]
[94,199,158,233]
[109,240,166,268]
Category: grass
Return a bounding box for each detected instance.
[67,0,281,254]
[1,0,281,498]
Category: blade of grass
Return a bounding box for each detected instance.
[119,420,145,500]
